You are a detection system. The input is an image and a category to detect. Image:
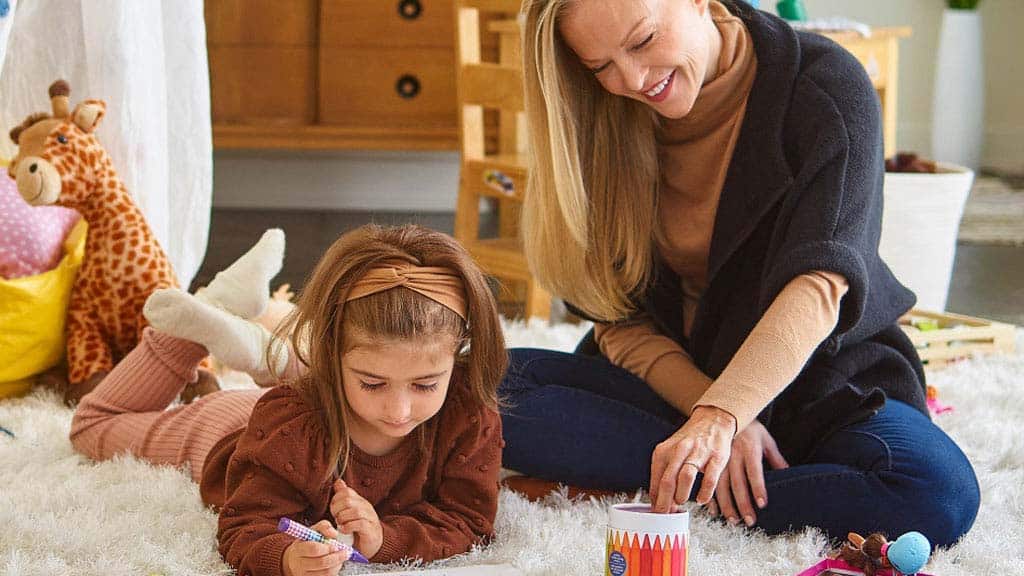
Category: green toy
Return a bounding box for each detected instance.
[776,0,807,21]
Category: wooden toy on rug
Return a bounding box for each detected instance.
[7,79,214,403]
[899,309,1016,371]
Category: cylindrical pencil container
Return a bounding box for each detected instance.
[606,504,689,576]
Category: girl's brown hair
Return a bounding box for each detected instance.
[274,224,507,478]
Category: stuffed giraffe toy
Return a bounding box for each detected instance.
[7,79,215,401]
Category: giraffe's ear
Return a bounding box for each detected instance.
[71,99,106,133]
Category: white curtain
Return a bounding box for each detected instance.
[0,0,211,288]
[0,0,18,163]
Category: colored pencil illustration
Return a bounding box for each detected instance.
[607,531,614,576]
[671,535,682,576]
[663,535,672,576]
[652,535,664,576]
[640,534,652,576]
[626,532,634,569]
[681,534,688,575]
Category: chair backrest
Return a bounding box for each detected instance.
[454,0,525,161]
[452,1,552,320]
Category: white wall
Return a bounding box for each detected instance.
[212,150,460,212]
[214,0,1022,211]
[763,0,1023,173]
[975,0,1024,172]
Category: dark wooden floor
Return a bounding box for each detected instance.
[190,210,459,297]
[192,209,1024,326]
[946,244,1024,326]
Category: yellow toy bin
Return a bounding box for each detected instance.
[0,219,87,399]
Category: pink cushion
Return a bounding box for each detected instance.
[0,174,80,279]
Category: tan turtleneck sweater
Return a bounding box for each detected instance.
[594,2,849,432]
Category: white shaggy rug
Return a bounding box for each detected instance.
[2,320,1023,576]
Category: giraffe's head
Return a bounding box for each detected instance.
[8,80,107,208]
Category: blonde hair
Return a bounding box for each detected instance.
[274,224,507,478]
[521,0,660,322]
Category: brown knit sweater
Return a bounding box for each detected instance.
[199,375,501,576]
[595,2,849,431]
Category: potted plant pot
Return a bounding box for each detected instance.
[931,0,984,170]
[879,159,974,311]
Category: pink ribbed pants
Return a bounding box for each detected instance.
[69,328,267,483]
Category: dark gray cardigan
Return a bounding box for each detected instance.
[571,1,929,463]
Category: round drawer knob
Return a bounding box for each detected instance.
[395,74,421,99]
[398,0,422,20]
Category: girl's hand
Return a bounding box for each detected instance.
[282,520,350,576]
[708,420,789,527]
[331,479,383,560]
[649,406,736,513]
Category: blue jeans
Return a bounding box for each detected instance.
[500,348,980,548]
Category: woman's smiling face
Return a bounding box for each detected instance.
[558,0,715,119]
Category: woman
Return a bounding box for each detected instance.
[501,0,979,548]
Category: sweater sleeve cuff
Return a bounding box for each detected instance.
[255,533,295,576]
[372,522,406,564]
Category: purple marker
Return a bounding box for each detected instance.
[277,517,371,564]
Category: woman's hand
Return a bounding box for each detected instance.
[649,405,737,513]
[282,520,350,576]
[708,420,789,527]
[331,479,383,560]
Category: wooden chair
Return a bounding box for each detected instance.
[453,0,551,320]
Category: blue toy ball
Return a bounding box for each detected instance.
[887,531,931,574]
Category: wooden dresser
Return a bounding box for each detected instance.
[206,2,908,156]
[206,0,463,150]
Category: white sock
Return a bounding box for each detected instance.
[144,288,289,377]
[196,228,285,320]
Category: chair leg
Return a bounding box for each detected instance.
[498,199,520,238]
[454,179,481,246]
[524,280,551,321]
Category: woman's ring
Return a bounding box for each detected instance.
[682,461,701,471]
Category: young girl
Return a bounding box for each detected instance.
[69,224,507,576]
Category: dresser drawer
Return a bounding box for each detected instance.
[320,0,454,48]
[209,46,316,124]
[319,47,456,129]
[206,0,317,45]
[838,42,890,89]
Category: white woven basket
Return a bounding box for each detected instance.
[879,163,974,311]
